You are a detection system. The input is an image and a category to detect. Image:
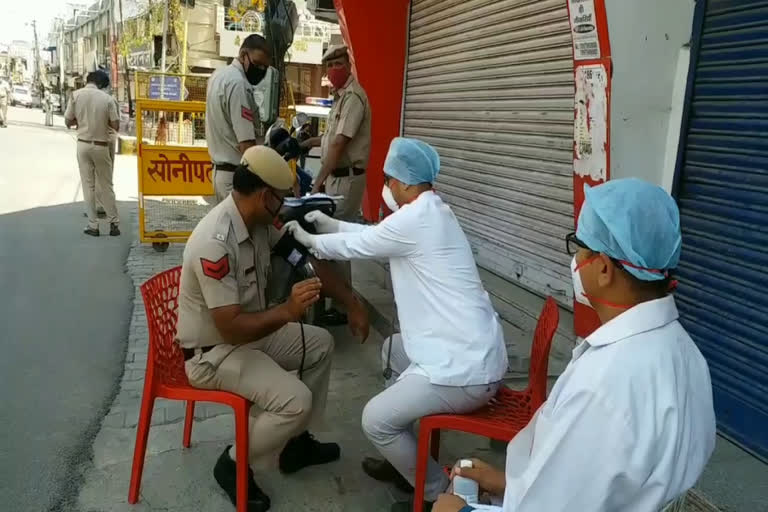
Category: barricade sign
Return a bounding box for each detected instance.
[136,78,214,251]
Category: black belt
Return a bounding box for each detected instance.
[182,345,215,361]
[332,167,365,178]
[213,163,238,172]
[78,139,110,147]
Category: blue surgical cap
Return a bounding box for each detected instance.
[576,178,682,281]
[383,137,440,185]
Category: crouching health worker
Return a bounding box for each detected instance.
[433,179,716,512]
[286,137,509,512]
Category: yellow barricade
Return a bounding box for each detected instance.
[137,96,214,251]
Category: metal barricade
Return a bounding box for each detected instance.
[136,93,213,252]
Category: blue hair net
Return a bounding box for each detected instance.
[576,178,681,281]
[383,137,440,185]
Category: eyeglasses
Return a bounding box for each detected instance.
[565,232,588,256]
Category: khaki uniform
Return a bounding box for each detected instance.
[205,60,261,203]
[177,194,333,468]
[65,83,120,229]
[321,75,371,221]
[0,81,10,126]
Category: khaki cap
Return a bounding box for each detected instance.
[240,146,295,190]
[322,44,348,63]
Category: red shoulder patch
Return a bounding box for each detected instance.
[241,106,253,122]
[200,255,230,280]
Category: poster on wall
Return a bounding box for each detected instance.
[287,36,324,64]
[574,64,608,181]
[569,0,601,60]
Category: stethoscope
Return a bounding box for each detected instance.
[382,300,397,380]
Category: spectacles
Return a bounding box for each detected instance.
[565,232,589,256]
[383,175,391,186]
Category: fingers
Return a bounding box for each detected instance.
[304,211,322,223]
[284,220,299,233]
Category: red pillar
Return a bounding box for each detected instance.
[334,0,411,222]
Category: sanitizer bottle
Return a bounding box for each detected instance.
[453,459,479,504]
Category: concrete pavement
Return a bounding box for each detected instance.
[0,106,136,511]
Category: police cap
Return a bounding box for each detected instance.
[240,146,295,190]
[322,44,348,63]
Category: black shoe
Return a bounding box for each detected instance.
[279,431,340,474]
[84,227,99,237]
[213,445,270,512]
[97,209,107,218]
[109,223,120,236]
[362,457,414,493]
[316,308,348,326]
[391,498,433,512]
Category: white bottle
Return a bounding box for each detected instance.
[453,459,479,504]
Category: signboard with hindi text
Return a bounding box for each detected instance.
[139,146,214,196]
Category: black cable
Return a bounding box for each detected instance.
[299,320,306,381]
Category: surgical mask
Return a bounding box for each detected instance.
[571,256,593,308]
[382,185,399,212]
[245,54,267,86]
[327,66,350,90]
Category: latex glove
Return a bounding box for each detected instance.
[285,221,318,249]
[304,210,340,234]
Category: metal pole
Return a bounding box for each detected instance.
[178,20,188,143]
[160,0,169,98]
[118,0,133,116]
[31,20,41,91]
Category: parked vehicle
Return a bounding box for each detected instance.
[11,86,33,108]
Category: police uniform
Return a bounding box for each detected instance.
[205,59,261,204]
[177,146,334,468]
[321,45,372,221]
[64,83,120,230]
[0,80,10,127]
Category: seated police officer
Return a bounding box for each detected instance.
[176,146,369,511]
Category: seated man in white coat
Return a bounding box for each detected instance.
[286,137,508,512]
[432,178,716,512]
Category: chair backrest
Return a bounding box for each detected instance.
[140,266,188,388]
[527,296,560,408]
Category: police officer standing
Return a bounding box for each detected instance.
[176,145,369,510]
[206,34,271,203]
[65,70,120,237]
[0,79,10,128]
[303,44,372,325]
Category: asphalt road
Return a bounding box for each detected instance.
[0,106,135,511]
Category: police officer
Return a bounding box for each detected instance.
[176,145,369,510]
[0,79,10,128]
[304,44,372,325]
[206,34,271,204]
[44,88,54,126]
[65,70,120,236]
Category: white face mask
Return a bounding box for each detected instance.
[382,185,400,212]
[571,256,592,308]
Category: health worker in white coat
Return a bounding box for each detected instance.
[432,178,716,512]
[286,137,508,512]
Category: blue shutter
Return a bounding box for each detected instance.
[675,0,768,461]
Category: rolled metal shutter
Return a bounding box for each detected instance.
[675,0,768,460]
[403,0,575,304]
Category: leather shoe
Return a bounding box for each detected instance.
[109,223,120,236]
[279,431,340,474]
[213,445,270,512]
[84,227,99,237]
[362,457,414,493]
[316,308,348,326]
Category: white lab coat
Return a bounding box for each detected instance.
[312,191,508,386]
[478,295,716,511]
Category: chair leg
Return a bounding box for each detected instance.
[234,402,250,512]
[430,429,441,461]
[182,401,195,448]
[413,424,432,512]
[128,394,155,504]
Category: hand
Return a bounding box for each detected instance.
[284,221,317,249]
[347,298,369,343]
[284,278,322,321]
[433,493,467,512]
[304,210,340,234]
[451,458,506,497]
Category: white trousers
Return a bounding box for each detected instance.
[362,335,499,501]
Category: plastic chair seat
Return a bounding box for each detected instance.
[412,297,560,512]
[127,266,253,512]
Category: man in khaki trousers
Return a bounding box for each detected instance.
[304,44,372,325]
[65,70,120,237]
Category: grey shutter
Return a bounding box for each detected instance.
[403,0,575,305]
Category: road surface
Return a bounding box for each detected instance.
[0,106,136,511]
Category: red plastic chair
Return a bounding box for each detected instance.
[127,266,253,512]
[412,297,560,512]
